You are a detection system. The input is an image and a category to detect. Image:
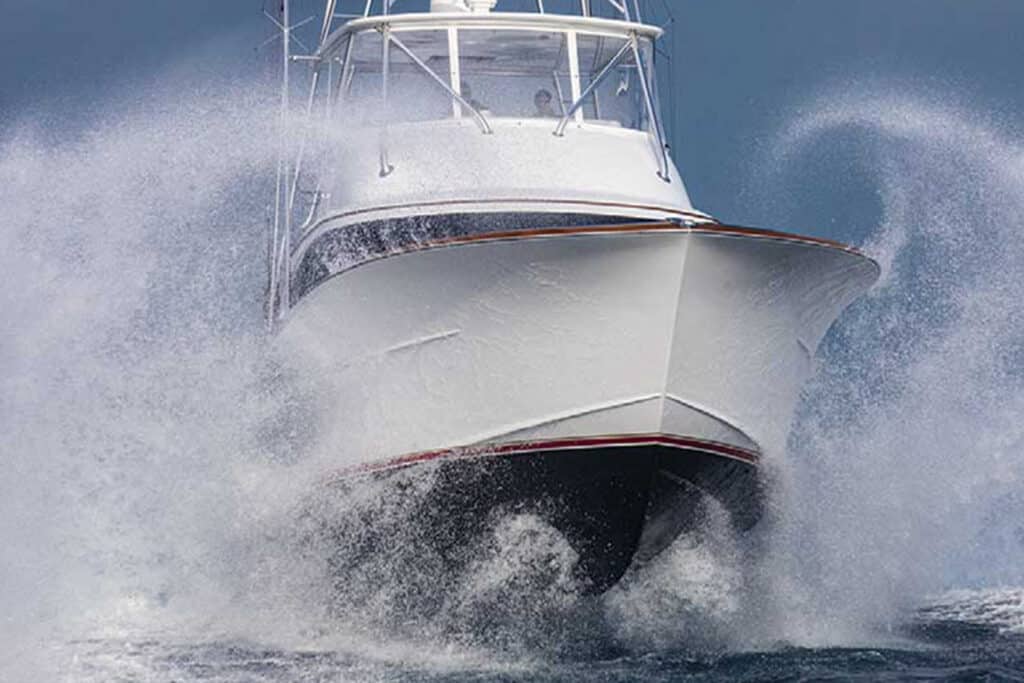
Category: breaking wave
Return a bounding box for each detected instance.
[756,85,1024,644]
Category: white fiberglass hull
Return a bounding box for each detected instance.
[283,223,876,467]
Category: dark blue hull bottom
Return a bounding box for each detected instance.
[318,443,763,598]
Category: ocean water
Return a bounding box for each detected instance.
[2,77,1023,680]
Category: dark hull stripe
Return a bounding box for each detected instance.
[299,198,711,248]
[328,433,760,482]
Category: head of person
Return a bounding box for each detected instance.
[534,89,553,112]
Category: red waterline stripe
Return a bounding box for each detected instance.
[327,433,760,482]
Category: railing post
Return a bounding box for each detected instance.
[566,30,583,125]
[337,36,356,104]
[630,32,671,182]
[320,0,338,45]
[271,0,293,322]
[448,26,461,118]
[379,24,395,176]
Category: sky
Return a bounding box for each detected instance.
[1,0,1022,233]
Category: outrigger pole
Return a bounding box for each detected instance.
[266,0,336,328]
[265,0,294,328]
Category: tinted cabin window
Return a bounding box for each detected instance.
[342,29,452,124]
[343,30,383,126]
[387,30,452,123]
[457,29,570,119]
[576,34,652,132]
[334,25,658,130]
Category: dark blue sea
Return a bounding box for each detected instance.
[59,619,1024,682]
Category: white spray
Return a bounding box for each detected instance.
[2,76,1023,679]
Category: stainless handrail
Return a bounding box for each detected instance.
[378,24,395,177]
[630,32,670,181]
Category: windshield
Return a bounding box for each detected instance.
[334,25,654,132]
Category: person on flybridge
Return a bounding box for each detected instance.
[533,89,557,118]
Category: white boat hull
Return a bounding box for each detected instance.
[282,223,876,467]
[279,221,877,591]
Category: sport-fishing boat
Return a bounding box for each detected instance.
[265,0,878,593]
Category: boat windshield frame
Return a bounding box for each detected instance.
[318,13,669,177]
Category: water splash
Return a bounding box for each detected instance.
[754,86,1024,644]
[3,74,1024,680]
[0,84,298,675]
